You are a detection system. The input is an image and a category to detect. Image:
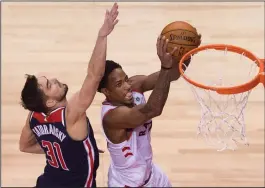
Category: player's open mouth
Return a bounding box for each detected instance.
[125,92,132,100]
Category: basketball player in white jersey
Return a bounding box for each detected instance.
[97,34,200,186]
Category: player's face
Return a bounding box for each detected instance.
[105,68,133,105]
[37,76,68,107]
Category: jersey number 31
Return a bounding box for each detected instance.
[42,140,69,171]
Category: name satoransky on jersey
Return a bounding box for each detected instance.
[32,124,66,142]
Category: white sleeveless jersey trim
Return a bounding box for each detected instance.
[101,104,118,144]
[101,91,153,187]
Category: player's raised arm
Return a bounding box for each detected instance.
[104,36,177,128]
[66,3,119,124]
[129,34,201,93]
[128,58,190,93]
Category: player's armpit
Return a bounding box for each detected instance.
[103,104,156,129]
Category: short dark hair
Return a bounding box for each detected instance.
[20,74,48,113]
[97,60,122,92]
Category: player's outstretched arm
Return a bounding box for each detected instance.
[129,58,190,93]
[130,34,201,93]
[104,36,176,128]
[19,112,45,154]
[66,3,119,125]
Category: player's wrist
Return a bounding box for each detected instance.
[161,65,172,70]
[98,31,108,38]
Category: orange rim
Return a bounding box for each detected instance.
[260,59,265,87]
[179,44,265,94]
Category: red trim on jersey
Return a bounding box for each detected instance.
[32,112,46,123]
[49,108,64,123]
[122,146,133,158]
[122,146,130,152]
[32,107,64,124]
[124,152,133,158]
[85,139,94,187]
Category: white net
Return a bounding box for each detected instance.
[182,47,260,151]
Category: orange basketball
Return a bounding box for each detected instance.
[161,21,201,61]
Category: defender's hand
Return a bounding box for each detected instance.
[99,3,119,37]
[156,35,177,69]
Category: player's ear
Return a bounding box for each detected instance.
[101,88,110,97]
[46,98,56,108]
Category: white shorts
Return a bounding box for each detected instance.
[108,163,171,187]
[143,163,172,187]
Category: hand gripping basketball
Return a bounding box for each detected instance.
[156,35,178,69]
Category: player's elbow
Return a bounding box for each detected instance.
[19,138,29,153]
[150,106,163,117]
[129,113,159,128]
[155,110,163,116]
[139,106,162,121]
[19,144,27,152]
[150,110,162,118]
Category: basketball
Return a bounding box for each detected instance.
[161,21,201,61]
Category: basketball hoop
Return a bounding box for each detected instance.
[179,44,264,151]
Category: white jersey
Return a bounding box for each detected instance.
[101,91,153,187]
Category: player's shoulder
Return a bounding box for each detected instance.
[102,105,130,122]
[102,105,134,132]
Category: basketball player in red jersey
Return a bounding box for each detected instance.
[98,34,201,187]
[19,3,119,188]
